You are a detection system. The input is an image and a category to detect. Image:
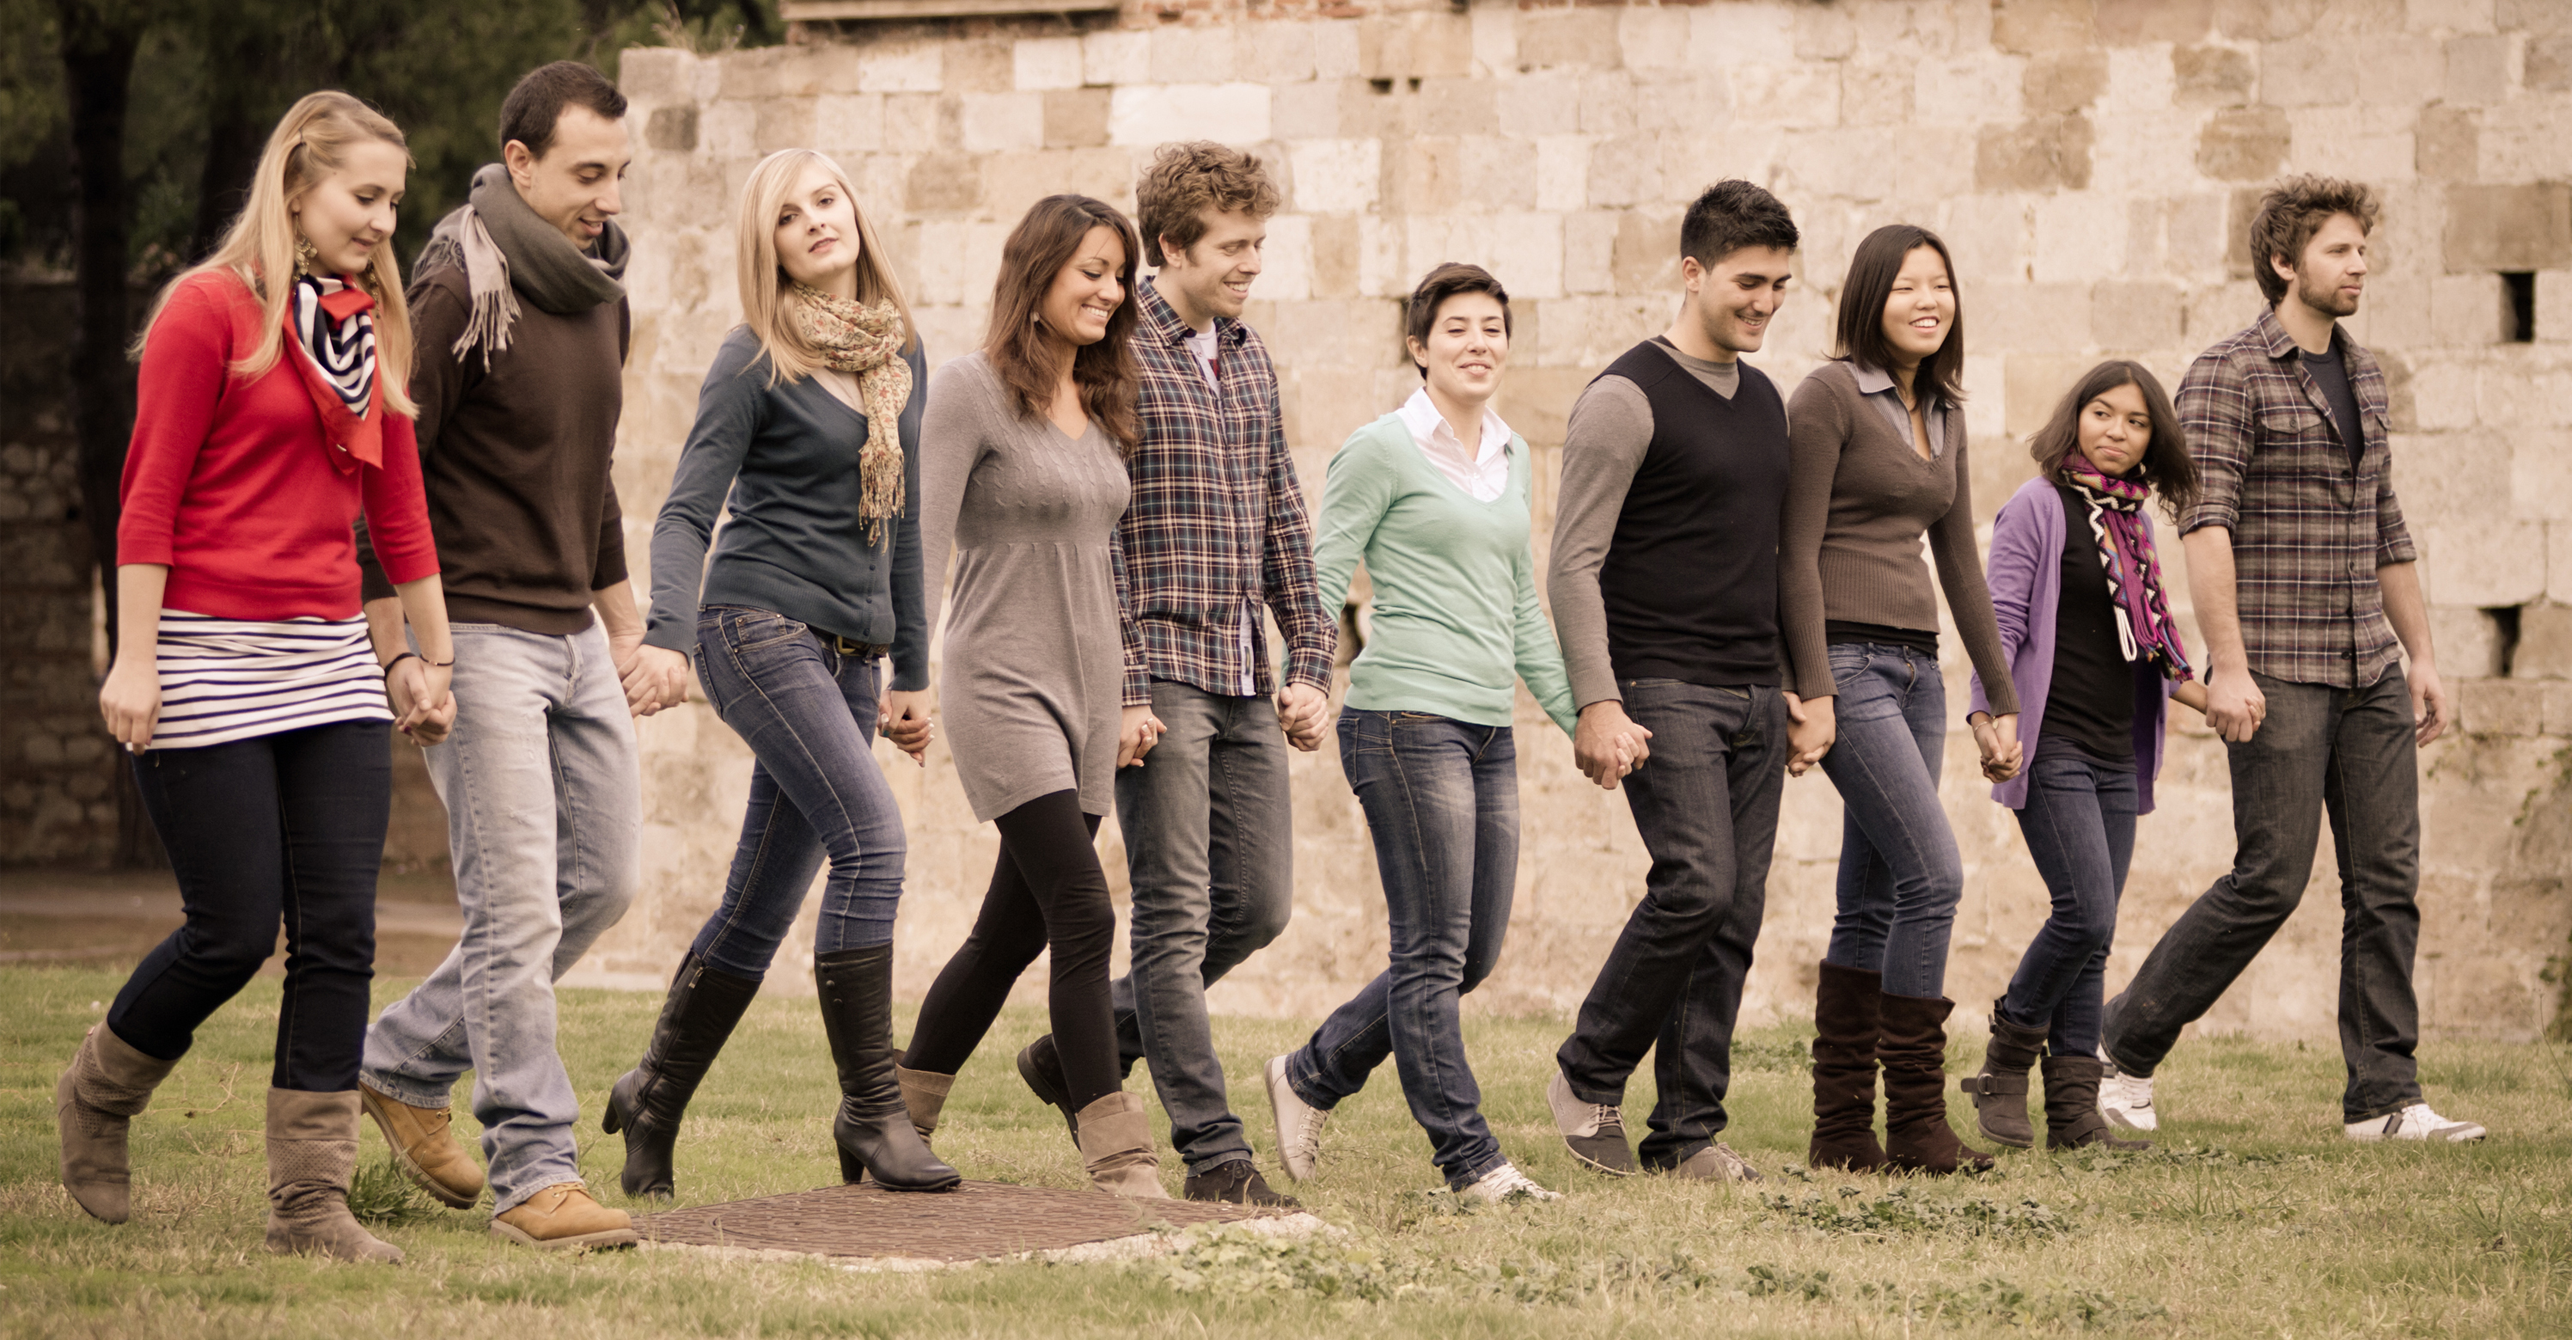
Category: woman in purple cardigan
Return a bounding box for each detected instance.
[1962,360,2208,1153]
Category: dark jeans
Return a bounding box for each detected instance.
[905,790,1121,1111]
[686,606,906,977]
[109,720,390,1092]
[1286,709,1518,1189]
[2104,669,2424,1122]
[1557,680,1787,1167]
[1109,679,1294,1171]
[1820,642,1965,999]
[1997,745,2137,1057]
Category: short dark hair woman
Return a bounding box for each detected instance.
[1780,223,2018,1176]
[1960,361,2203,1153]
[896,194,1173,1196]
[64,91,455,1262]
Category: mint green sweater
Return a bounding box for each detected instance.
[1314,414,1578,736]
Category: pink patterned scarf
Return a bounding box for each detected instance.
[2062,457,2193,683]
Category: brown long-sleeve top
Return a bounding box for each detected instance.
[1778,359,2019,715]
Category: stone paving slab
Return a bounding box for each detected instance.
[640,1179,1309,1265]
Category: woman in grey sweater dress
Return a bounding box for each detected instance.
[898,195,1171,1197]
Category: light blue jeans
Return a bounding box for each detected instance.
[362,621,639,1214]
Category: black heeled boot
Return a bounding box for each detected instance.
[817,945,961,1192]
[603,953,763,1199]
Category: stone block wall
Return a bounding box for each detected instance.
[585,0,2572,1044]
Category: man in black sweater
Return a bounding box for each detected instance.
[1544,181,1802,1181]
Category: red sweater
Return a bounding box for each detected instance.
[118,271,438,619]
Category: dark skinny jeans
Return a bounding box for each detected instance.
[108,720,390,1092]
[1995,744,2138,1057]
[1820,642,1966,999]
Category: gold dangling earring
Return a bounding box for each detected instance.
[293,234,319,278]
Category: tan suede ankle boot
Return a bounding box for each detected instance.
[264,1088,402,1263]
[56,1023,178,1224]
[1075,1092,1167,1199]
[895,1063,955,1147]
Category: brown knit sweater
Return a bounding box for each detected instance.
[1779,360,2018,714]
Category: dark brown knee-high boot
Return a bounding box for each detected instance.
[1877,991,1994,1175]
[1807,962,1887,1172]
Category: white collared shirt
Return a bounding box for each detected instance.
[1395,387,1512,503]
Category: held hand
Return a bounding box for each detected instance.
[879,689,934,765]
[2409,662,2451,747]
[1969,711,2021,783]
[627,644,691,717]
[1784,692,1835,777]
[1574,701,1651,791]
[1992,712,2024,781]
[1117,704,1166,768]
[609,626,650,716]
[2206,666,2266,744]
[98,654,161,753]
[388,660,457,746]
[1275,683,1330,753]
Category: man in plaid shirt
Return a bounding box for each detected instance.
[2098,176,2483,1144]
[1014,143,1332,1206]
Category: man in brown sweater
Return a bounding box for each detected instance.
[355,61,644,1250]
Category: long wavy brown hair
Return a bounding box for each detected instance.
[2026,360,2199,522]
[983,194,1141,454]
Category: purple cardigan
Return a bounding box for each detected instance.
[1968,477,2179,813]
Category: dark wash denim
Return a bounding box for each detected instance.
[1108,679,1294,1171]
[1557,679,1787,1167]
[111,720,389,1092]
[1997,744,2138,1057]
[2104,669,2425,1122]
[687,605,907,975]
[1286,708,1518,1189]
[1820,643,1966,998]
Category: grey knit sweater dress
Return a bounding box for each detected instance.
[918,351,1142,822]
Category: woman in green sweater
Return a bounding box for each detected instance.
[1261,264,1585,1203]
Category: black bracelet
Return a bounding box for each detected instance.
[382,652,421,678]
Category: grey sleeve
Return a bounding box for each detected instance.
[1548,375,1654,709]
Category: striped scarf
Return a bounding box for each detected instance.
[2062,457,2193,683]
[290,274,376,413]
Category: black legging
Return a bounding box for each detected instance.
[106,720,390,1092]
[904,789,1119,1111]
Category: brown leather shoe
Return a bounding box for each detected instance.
[360,1081,483,1209]
[490,1182,638,1250]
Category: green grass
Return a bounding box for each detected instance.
[2,966,2568,1337]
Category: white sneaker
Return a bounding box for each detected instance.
[1456,1160,1561,1204]
[2345,1102,2487,1143]
[2096,1048,2158,1133]
[1265,1055,1330,1181]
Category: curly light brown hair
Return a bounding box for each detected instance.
[2248,175,2379,304]
[1135,141,1281,267]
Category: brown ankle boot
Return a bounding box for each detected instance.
[1075,1092,1167,1198]
[264,1089,403,1262]
[2042,1055,2150,1151]
[1807,962,1887,1172]
[1877,991,1994,1175]
[894,1059,955,1147]
[1959,1005,2048,1150]
[56,1024,179,1224]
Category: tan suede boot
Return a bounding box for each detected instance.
[264,1088,403,1263]
[1075,1092,1168,1199]
[490,1182,638,1251]
[360,1081,484,1208]
[56,1023,179,1224]
[895,1062,955,1147]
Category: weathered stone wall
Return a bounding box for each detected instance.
[586,0,2572,1046]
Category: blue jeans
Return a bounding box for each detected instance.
[1286,709,1518,1189]
[1820,643,1964,999]
[1110,680,1294,1171]
[1997,745,2137,1057]
[362,621,639,1215]
[686,606,906,975]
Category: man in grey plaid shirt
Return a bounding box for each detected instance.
[2097,175,2483,1145]
[1013,142,1333,1205]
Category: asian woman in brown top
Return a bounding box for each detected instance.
[1780,224,2021,1177]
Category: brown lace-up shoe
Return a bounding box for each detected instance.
[360,1081,483,1209]
[490,1183,638,1250]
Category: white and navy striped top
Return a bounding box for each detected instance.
[151,610,391,750]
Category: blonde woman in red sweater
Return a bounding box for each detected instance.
[60,91,452,1264]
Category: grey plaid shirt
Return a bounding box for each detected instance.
[1114,277,1335,706]
[2176,308,2416,689]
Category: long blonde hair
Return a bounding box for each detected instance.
[736,148,916,385]
[131,91,419,416]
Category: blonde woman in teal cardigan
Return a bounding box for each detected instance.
[1261,264,1588,1204]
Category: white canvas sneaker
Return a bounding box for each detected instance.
[2096,1048,2158,1132]
[1264,1055,1331,1181]
[1456,1160,1562,1204]
[2344,1102,2487,1143]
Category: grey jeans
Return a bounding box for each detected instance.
[362,621,639,1213]
[1108,679,1294,1171]
[2103,668,2423,1123]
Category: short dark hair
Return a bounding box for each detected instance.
[1136,141,1280,267]
[1404,262,1510,380]
[500,61,628,159]
[2026,360,2199,522]
[1833,223,1966,408]
[2249,174,2379,305]
[1680,180,1799,271]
